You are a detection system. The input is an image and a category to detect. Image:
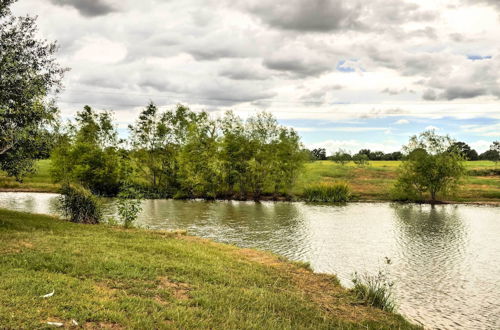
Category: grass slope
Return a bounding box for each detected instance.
[0,209,417,329]
[1,159,498,202]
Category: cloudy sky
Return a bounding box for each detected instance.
[12,0,500,153]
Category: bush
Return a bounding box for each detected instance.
[352,154,369,166]
[352,270,396,312]
[116,186,143,228]
[302,182,351,203]
[58,184,102,224]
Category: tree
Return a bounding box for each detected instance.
[0,0,65,180]
[394,130,465,201]
[219,111,252,196]
[330,149,351,165]
[490,141,500,165]
[369,151,385,161]
[51,106,125,196]
[382,151,403,161]
[311,148,327,160]
[352,153,369,166]
[448,141,478,161]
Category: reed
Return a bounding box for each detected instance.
[352,271,396,312]
[302,182,351,203]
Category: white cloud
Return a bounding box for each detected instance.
[425,125,440,130]
[306,139,402,155]
[395,119,410,124]
[293,127,388,133]
[461,122,500,136]
[8,0,500,126]
[470,140,495,153]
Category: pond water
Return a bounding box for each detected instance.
[0,192,499,329]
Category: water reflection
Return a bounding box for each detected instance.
[0,193,499,329]
[136,200,311,259]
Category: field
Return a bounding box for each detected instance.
[0,209,417,329]
[1,160,499,202]
[294,160,500,202]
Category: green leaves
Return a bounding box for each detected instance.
[0,1,65,180]
[395,130,466,201]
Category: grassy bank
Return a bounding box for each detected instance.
[0,209,417,328]
[1,159,499,202]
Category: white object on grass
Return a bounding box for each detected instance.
[40,290,55,298]
[46,321,63,327]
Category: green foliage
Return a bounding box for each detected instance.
[116,186,143,228]
[352,270,396,312]
[50,106,125,196]
[353,153,369,166]
[58,184,102,224]
[330,149,351,165]
[302,182,351,203]
[394,130,466,201]
[128,105,305,199]
[448,141,478,161]
[0,1,65,180]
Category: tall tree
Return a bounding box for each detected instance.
[448,141,478,161]
[51,106,124,196]
[0,0,65,180]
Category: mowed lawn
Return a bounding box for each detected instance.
[1,159,499,202]
[0,209,418,329]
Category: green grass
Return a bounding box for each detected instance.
[0,159,57,192]
[0,209,417,329]
[1,159,499,202]
[294,160,500,202]
[303,182,351,203]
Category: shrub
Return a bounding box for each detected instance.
[58,184,102,224]
[302,182,351,203]
[116,186,143,228]
[352,270,396,312]
[352,154,369,166]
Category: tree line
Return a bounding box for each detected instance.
[51,103,305,199]
[307,141,500,163]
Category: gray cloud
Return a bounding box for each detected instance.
[441,86,487,100]
[263,53,335,77]
[382,88,415,95]
[246,0,362,32]
[300,84,343,105]
[49,0,118,17]
[422,89,437,101]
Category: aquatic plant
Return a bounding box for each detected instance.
[352,270,396,312]
[302,182,351,203]
[58,184,102,224]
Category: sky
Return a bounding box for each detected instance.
[11,0,500,154]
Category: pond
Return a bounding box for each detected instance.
[0,192,499,329]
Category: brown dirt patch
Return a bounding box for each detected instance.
[158,277,191,300]
[83,322,124,329]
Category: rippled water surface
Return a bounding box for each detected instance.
[1,192,499,329]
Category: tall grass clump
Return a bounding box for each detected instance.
[58,184,102,224]
[352,270,396,312]
[302,182,351,202]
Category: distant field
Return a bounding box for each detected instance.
[294,160,500,202]
[1,159,499,202]
[0,160,58,193]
